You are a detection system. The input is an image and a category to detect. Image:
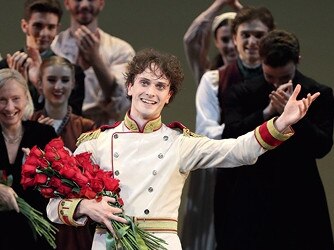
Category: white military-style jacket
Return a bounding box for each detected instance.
[47,113,293,249]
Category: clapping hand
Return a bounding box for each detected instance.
[269,80,293,114]
[37,115,55,126]
[74,25,101,70]
[6,51,30,80]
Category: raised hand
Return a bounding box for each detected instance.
[6,48,42,90]
[74,25,101,70]
[274,84,320,132]
[6,51,29,80]
[220,0,243,10]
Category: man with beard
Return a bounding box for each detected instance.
[51,0,135,126]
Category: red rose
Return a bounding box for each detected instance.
[57,183,72,195]
[80,186,97,199]
[82,167,95,180]
[63,156,77,168]
[24,155,40,165]
[75,152,92,165]
[20,176,35,189]
[49,176,62,188]
[51,161,63,171]
[45,151,60,161]
[90,178,104,193]
[34,173,48,185]
[59,166,77,179]
[96,169,111,179]
[21,163,37,177]
[73,172,89,187]
[37,158,49,169]
[24,155,48,169]
[45,137,64,150]
[103,177,120,193]
[39,187,55,198]
[29,145,44,158]
[58,148,71,159]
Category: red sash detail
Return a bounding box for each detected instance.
[258,122,283,147]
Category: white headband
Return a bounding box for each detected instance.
[212,12,237,34]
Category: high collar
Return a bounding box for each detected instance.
[124,112,162,133]
[237,57,262,80]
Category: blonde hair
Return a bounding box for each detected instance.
[0,69,34,120]
[40,55,75,80]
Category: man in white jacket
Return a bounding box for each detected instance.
[47,48,319,250]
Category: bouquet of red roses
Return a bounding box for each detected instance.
[21,137,167,250]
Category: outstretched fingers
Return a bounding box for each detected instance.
[301,92,320,112]
[290,83,301,101]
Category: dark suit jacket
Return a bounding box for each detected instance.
[0,121,57,250]
[215,71,334,250]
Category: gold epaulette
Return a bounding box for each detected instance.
[76,122,121,146]
[76,128,102,146]
[182,128,203,138]
[167,121,203,138]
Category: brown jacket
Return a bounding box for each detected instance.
[31,110,96,152]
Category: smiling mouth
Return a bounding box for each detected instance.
[3,112,18,118]
[141,98,157,105]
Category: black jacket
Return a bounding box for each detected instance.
[215,71,334,250]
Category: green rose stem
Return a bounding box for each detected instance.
[106,192,168,250]
[111,219,169,250]
[17,197,58,249]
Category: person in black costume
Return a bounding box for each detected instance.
[216,29,334,250]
